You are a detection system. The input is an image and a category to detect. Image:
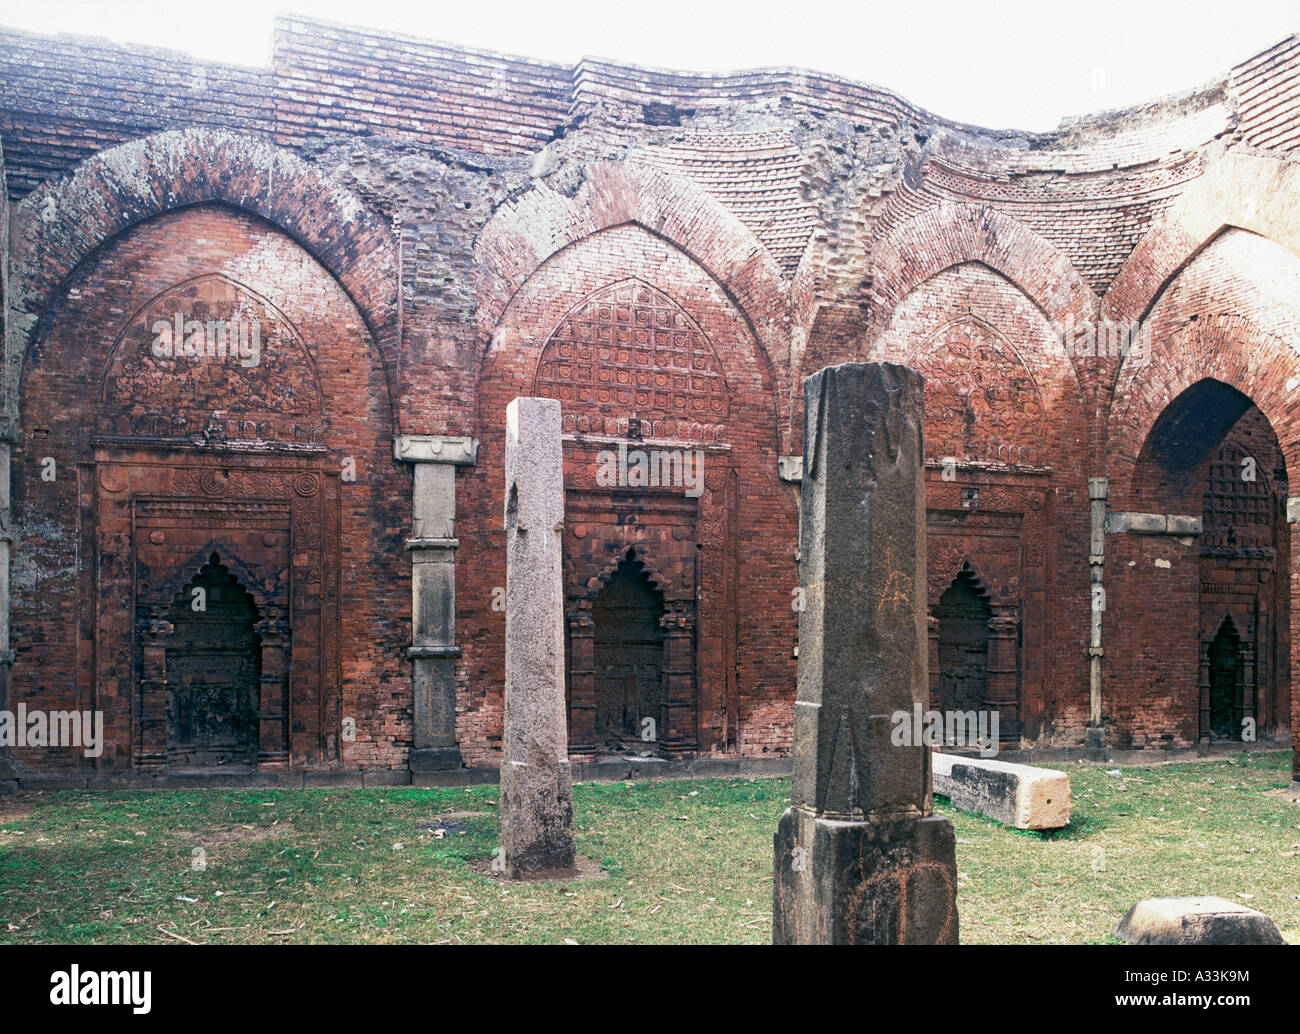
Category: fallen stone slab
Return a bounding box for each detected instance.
[1114,897,1285,945]
[932,752,1070,830]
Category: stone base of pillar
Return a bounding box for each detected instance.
[772,808,958,944]
[1287,781,1299,803]
[410,746,463,772]
[1084,723,1106,750]
[500,758,576,879]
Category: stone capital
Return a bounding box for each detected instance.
[393,434,479,465]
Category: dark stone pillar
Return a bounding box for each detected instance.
[773,362,958,944]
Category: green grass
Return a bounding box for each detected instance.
[1,752,1296,944]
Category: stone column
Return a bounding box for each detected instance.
[500,398,575,877]
[0,423,13,787]
[139,617,172,770]
[394,434,478,773]
[566,608,596,753]
[1086,476,1107,749]
[1288,502,1300,793]
[1198,642,1212,743]
[254,611,291,766]
[773,362,958,945]
[987,612,1020,745]
[660,601,696,751]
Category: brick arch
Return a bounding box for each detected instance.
[928,557,995,610]
[1106,152,1300,325]
[7,128,399,420]
[478,221,781,452]
[1108,318,1300,505]
[145,543,274,618]
[474,161,790,378]
[583,544,673,599]
[901,311,1050,462]
[866,202,1098,342]
[862,262,1087,465]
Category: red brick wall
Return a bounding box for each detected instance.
[11,204,407,773]
[461,224,794,764]
[2,19,1299,777]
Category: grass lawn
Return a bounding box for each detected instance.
[1,751,1297,944]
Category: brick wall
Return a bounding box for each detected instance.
[1,17,1298,774]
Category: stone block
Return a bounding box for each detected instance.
[932,752,1070,830]
[1113,897,1285,945]
[773,808,958,944]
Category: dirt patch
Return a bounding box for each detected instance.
[1264,787,1300,804]
[173,823,296,845]
[0,797,36,823]
[473,854,608,883]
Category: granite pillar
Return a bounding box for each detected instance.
[500,398,575,877]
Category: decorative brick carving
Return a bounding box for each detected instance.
[535,279,730,443]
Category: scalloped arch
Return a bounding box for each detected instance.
[583,545,673,600]
[145,544,273,617]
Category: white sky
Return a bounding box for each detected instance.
[0,0,1295,132]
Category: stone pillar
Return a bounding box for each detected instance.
[394,434,478,773]
[500,398,575,877]
[255,611,290,766]
[773,362,958,945]
[139,617,172,770]
[1198,642,1211,743]
[1285,500,1300,793]
[926,614,941,708]
[660,601,696,751]
[1086,476,1107,749]
[566,608,596,753]
[987,611,1020,745]
[0,424,13,786]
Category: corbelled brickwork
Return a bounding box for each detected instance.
[1,16,1298,785]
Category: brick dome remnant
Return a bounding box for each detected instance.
[2,16,1300,784]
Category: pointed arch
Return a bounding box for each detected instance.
[146,543,273,616]
[531,277,732,434]
[1106,152,1300,325]
[98,271,327,415]
[868,202,1097,339]
[1109,325,1300,505]
[7,129,399,420]
[583,545,673,599]
[474,161,790,379]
